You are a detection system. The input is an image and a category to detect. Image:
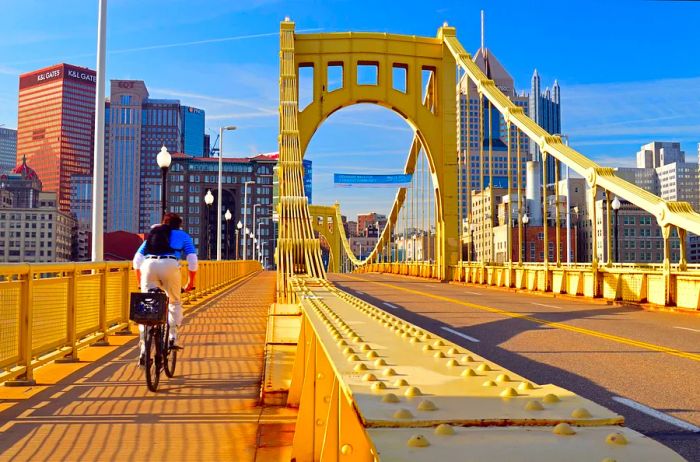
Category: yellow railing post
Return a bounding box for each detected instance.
[8,265,36,386]
[115,264,132,335]
[60,264,79,361]
[94,263,110,346]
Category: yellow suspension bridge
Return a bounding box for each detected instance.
[1,20,699,461]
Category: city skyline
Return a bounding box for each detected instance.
[1,1,699,218]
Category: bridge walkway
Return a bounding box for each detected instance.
[0,271,293,462]
[330,272,700,461]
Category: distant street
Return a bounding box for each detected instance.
[331,272,700,461]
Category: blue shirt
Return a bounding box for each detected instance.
[137,228,197,260]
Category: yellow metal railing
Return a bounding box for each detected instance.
[0,260,261,385]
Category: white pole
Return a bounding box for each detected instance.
[252,204,258,260]
[257,219,263,262]
[564,136,571,264]
[91,0,107,262]
[216,126,223,260]
[243,183,249,260]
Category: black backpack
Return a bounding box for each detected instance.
[145,224,173,255]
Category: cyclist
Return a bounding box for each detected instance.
[133,212,197,365]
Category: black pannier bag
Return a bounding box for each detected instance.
[129,291,168,325]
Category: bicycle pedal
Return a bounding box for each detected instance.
[171,344,184,351]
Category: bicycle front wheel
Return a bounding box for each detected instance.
[144,326,161,392]
[163,324,177,378]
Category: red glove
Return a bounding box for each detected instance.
[185,270,196,292]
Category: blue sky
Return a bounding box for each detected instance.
[1,0,699,218]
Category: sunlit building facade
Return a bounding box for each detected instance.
[17,63,96,212]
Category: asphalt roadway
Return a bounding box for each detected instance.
[330,272,700,461]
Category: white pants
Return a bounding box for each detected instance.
[139,258,183,353]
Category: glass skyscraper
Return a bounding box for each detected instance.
[181,106,205,156]
[0,127,17,173]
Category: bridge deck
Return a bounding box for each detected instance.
[0,271,293,462]
[330,272,700,461]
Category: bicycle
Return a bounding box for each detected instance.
[130,288,180,392]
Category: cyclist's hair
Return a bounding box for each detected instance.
[162,212,183,229]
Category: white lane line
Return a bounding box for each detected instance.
[440,327,480,343]
[531,302,563,310]
[612,396,700,433]
[355,291,365,295]
[383,302,399,309]
[463,291,481,295]
[674,326,700,333]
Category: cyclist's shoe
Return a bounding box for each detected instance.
[138,353,145,367]
[169,339,184,351]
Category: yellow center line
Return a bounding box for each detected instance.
[342,274,700,362]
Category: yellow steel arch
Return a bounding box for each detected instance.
[277,20,459,301]
[308,204,342,273]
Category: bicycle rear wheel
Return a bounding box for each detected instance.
[145,326,161,392]
[163,323,177,378]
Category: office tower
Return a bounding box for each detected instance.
[105,80,205,233]
[17,64,96,212]
[529,70,562,185]
[167,152,276,262]
[457,47,530,219]
[636,141,685,169]
[181,106,205,156]
[0,127,17,173]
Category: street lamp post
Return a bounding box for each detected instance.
[91,0,107,262]
[156,145,171,218]
[252,203,263,260]
[257,218,264,263]
[242,180,255,260]
[236,220,242,259]
[522,213,530,262]
[612,196,621,263]
[217,125,237,261]
[204,190,214,260]
[225,209,232,259]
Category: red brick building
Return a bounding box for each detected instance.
[17,63,96,212]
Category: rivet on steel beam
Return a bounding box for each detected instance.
[353,336,364,343]
[524,400,544,411]
[495,374,511,383]
[517,381,535,391]
[316,418,324,426]
[446,359,460,368]
[405,386,423,397]
[605,432,628,445]
[482,380,497,387]
[317,373,324,380]
[343,347,355,355]
[461,368,477,377]
[393,408,414,419]
[460,355,476,363]
[360,344,371,351]
[571,408,592,418]
[434,351,446,359]
[382,393,400,403]
[433,340,445,347]
[347,354,361,362]
[552,423,576,436]
[422,345,434,352]
[382,368,397,377]
[409,337,421,344]
[421,333,432,341]
[543,393,560,404]
[366,351,379,359]
[374,358,388,367]
[394,378,409,387]
[401,332,412,339]
[371,381,387,391]
[499,387,518,398]
[447,348,459,355]
[476,364,492,372]
[323,395,331,403]
[362,373,378,382]
[417,399,437,411]
[354,363,368,372]
[434,424,455,436]
[406,435,430,447]
[340,444,353,455]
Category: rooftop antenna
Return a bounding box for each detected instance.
[480,10,485,54]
